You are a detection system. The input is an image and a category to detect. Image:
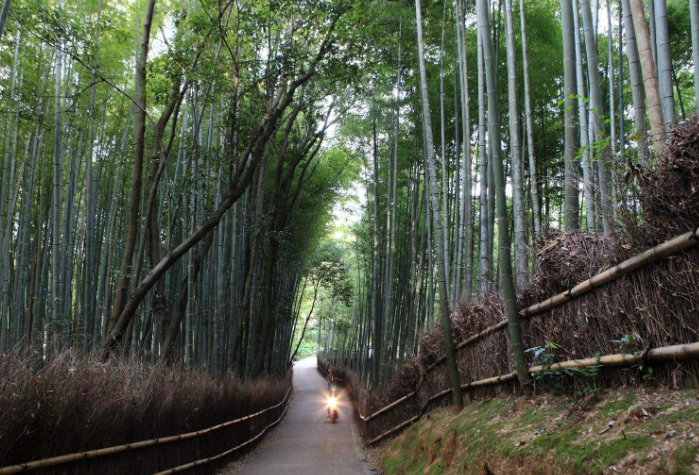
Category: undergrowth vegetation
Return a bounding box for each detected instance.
[372,389,699,474]
[0,350,290,474]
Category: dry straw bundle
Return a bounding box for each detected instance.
[327,118,699,442]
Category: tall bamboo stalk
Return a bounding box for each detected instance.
[629,0,666,151]
[519,0,542,238]
[504,0,528,287]
[653,0,675,130]
[476,0,532,395]
[691,0,699,113]
[415,0,464,410]
[580,0,614,235]
[621,0,649,164]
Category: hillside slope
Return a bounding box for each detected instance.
[368,389,699,474]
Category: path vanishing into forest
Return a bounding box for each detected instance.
[220,356,372,475]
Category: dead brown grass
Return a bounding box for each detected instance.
[0,349,290,474]
[640,117,699,243]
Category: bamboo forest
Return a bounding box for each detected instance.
[1,0,699,473]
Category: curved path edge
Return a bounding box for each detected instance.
[218,356,373,475]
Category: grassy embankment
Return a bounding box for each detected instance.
[370,389,699,474]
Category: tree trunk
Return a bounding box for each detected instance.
[519,0,542,238]
[455,0,472,301]
[52,0,65,341]
[580,0,614,235]
[478,27,490,294]
[438,2,451,293]
[476,0,532,395]
[691,0,699,114]
[629,0,666,151]
[572,0,597,229]
[504,0,528,287]
[0,0,12,42]
[107,0,156,338]
[607,0,617,169]
[653,0,675,130]
[415,0,464,410]
[621,0,650,164]
[371,106,382,389]
[562,0,580,231]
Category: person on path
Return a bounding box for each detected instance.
[326,369,334,391]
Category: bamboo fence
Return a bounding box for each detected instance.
[330,227,699,446]
[366,341,699,446]
[520,227,699,317]
[151,402,291,474]
[0,388,292,475]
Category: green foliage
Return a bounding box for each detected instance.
[672,442,699,475]
[293,336,318,360]
[526,342,602,395]
[611,332,642,354]
[310,241,354,307]
[526,341,560,368]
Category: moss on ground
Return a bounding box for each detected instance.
[673,442,699,475]
[370,389,699,475]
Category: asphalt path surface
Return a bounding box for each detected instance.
[219,356,371,475]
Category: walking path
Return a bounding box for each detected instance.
[219,356,372,475]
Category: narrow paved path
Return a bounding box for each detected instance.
[219,356,371,475]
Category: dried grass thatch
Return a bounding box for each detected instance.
[640,117,699,242]
[326,118,699,442]
[0,351,290,474]
[528,229,629,298]
[353,239,699,441]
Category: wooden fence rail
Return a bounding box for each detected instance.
[325,227,699,446]
[366,341,699,446]
[520,227,699,317]
[0,388,292,475]
[152,401,291,474]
